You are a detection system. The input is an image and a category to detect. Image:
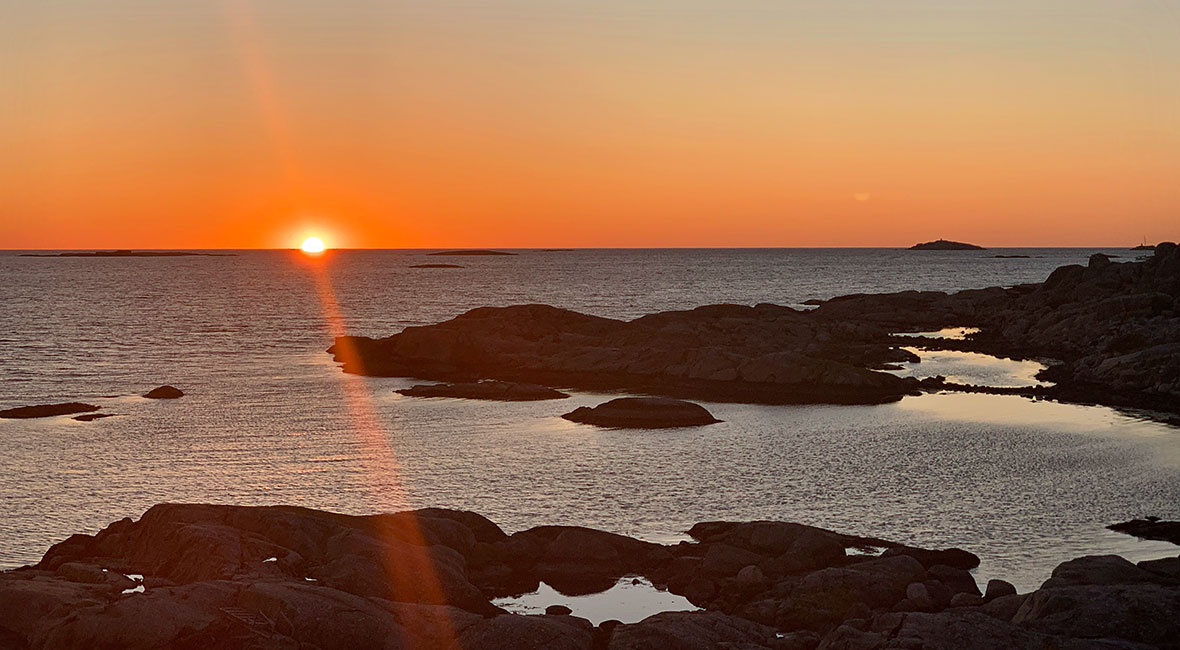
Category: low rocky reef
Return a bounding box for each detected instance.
[0,402,99,419]
[562,397,720,428]
[331,243,1180,416]
[3,504,1177,649]
[397,380,569,401]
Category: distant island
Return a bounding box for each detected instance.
[21,250,236,258]
[1132,244,1155,251]
[427,249,517,256]
[410,263,464,269]
[909,239,985,250]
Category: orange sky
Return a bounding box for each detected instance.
[2,1,1177,248]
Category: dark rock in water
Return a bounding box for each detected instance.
[72,413,116,422]
[909,239,985,250]
[545,604,572,615]
[143,385,184,399]
[1108,517,1180,545]
[427,249,517,256]
[0,402,100,419]
[397,380,569,401]
[330,303,919,406]
[410,263,465,268]
[561,397,720,428]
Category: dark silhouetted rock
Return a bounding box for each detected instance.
[545,604,572,615]
[143,386,184,399]
[607,611,780,650]
[984,579,1017,600]
[1109,517,1180,545]
[397,380,569,401]
[330,303,920,406]
[909,239,985,250]
[561,397,720,428]
[72,413,116,422]
[0,403,100,419]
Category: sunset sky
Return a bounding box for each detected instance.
[2,1,1177,249]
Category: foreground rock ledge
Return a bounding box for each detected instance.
[3,504,1178,650]
[562,397,720,428]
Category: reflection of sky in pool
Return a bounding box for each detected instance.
[888,346,1050,388]
[492,576,698,624]
[894,327,982,340]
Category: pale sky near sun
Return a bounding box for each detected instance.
[1,0,1177,248]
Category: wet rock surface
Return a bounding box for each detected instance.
[397,380,569,401]
[0,403,100,419]
[4,504,1176,649]
[561,397,720,428]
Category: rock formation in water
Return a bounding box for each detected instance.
[3,504,1178,649]
[397,380,569,401]
[329,243,1180,415]
[1109,517,1180,545]
[0,403,100,419]
[561,397,720,428]
[909,239,985,250]
[143,386,184,399]
[330,304,920,406]
[410,263,465,269]
[813,242,1180,414]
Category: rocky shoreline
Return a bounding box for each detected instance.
[2,503,1177,649]
[331,243,1180,417]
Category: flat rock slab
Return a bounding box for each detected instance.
[562,397,720,428]
[1109,518,1180,545]
[397,380,569,401]
[0,403,100,419]
[143,385,184,399]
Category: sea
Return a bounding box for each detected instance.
[2,247,1177,591]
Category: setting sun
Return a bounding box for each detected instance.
[300,237,326,254]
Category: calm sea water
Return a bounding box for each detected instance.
[2,248,1177,591]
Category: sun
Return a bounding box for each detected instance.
[300,237,326,254]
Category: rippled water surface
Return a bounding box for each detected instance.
[2,248,1177,591]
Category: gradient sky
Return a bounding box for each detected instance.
[2,0,1177,248]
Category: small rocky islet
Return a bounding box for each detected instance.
[908,239,985,251]
[331,243,1180,417]
[2,503,1177,650]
